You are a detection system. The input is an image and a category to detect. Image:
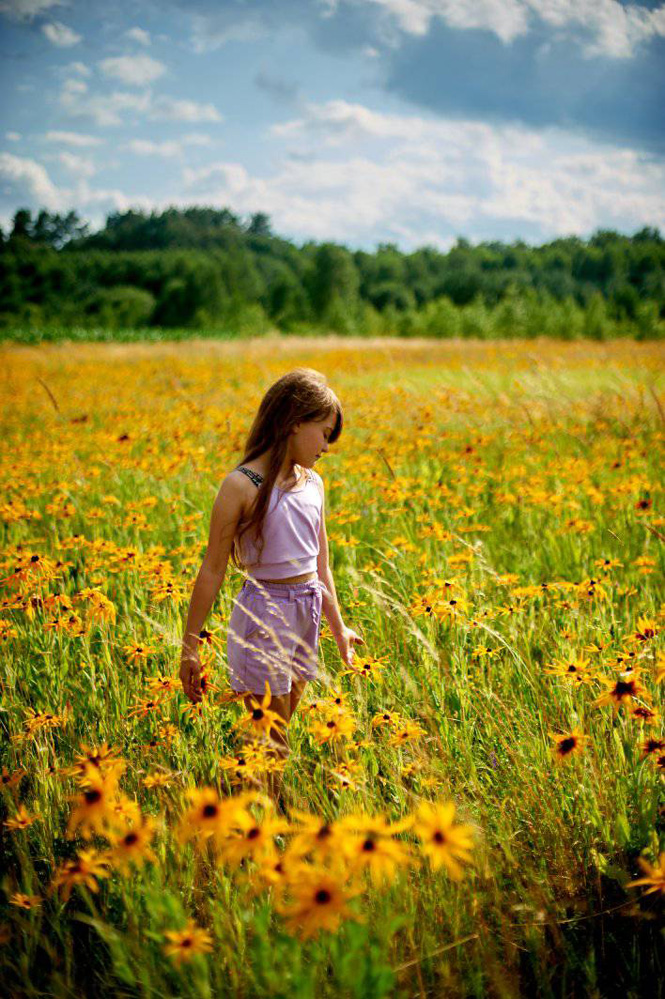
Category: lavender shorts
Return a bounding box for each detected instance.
[226,577,325,697]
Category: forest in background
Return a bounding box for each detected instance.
[1,206,664,341]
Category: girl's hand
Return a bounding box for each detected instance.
[335,625,365,666]
[180,646,203,704]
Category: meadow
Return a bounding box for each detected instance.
[1,335,663,998]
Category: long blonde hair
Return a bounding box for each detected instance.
[230,367,343,570]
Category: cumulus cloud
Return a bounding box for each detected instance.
[5,131,21,141]
[58,84,152,126]
[125,26,151,46]
[55,150,95,177]
[0,151,61,209]
[364,0,665,58]
[125,139,182,158]
[44,130,103,146]
[185,99,665,246]
[98,54,166,86]
[0,0,66,20]
[41,20,81,46]
[125,134,214,157]
[63,60,90,76]
[148,95,223,122]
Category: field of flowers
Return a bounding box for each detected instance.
[1,335,663,998]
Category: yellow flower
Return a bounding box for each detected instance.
[594,672,650,711]
[9,893,42,910]
[273,866,364,940]
[628,853,665,897]
[310,712,356,745]
[163,918,214,966]
[4,805,40,831]
[232,682,287,742]
[336,812,414,886]
[218,806,290,868]
[51,848,112,902]
[411,801,475,880]
[107,814,159,873]
[66,768,121,840]
[549,729,591,764]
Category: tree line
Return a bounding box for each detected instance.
[1,206,663,340]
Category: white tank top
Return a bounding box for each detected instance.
[236,466,323,579]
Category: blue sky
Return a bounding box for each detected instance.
[1,0,664,251]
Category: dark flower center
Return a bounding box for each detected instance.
[433,831,446,844]
[85,789,102,805]
[202,804,218,818]
[559,738,576,754]
[315,888,332,904]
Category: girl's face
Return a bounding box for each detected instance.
[290,413,337,467]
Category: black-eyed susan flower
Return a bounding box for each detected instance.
[641,737,665,758]
[627,853,665,897]
[50,848,112,903]
[107,814,159,873]
[411,801,475,880]
[336,812,414,886]
[286,809,347,864]
[66,768,120,839]
[633,616,658,642]
[550,729,591,764]
[4,805,40,831]
[9,892,42,910]
[163,919,214,966]
[370,709,403,730]
[339,654,389,681]
[218,806,289,868]
[143,770,176,789]
[123,641,157,664]
[232,683,287,740]
[544,653,596,686]
[310,712,355,745]
[630,703,660,725]
[273,866,364,940]
[176,787,261,850]
[594,672,650,711]
[387,720,427,747]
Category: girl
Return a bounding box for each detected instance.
[179,367,364,806]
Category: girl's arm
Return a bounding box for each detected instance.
[316,480,364,666]
[180,474,246,702]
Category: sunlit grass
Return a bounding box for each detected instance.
[1,336,663,997]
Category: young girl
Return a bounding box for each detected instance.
[179,367,364,805]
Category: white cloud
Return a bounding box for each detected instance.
[125,134,214,157]
[125,26,151,46]
[363,0,665,57]
[185,100,665,246]
[0,0,66,20]
[182,133,213,146]
[41,20,82,47]
[44,130,103,147]
[148,95,223,123]
[189,12,265,53]
[64,60,90,76]
[56,79,222,129]
[98,54,166,87]
[5,131,21,141]
[55,150,95,177]
[0,152,61,209]
[62,77,87,95]
[125,139,182,158]
[59,85,152,126]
